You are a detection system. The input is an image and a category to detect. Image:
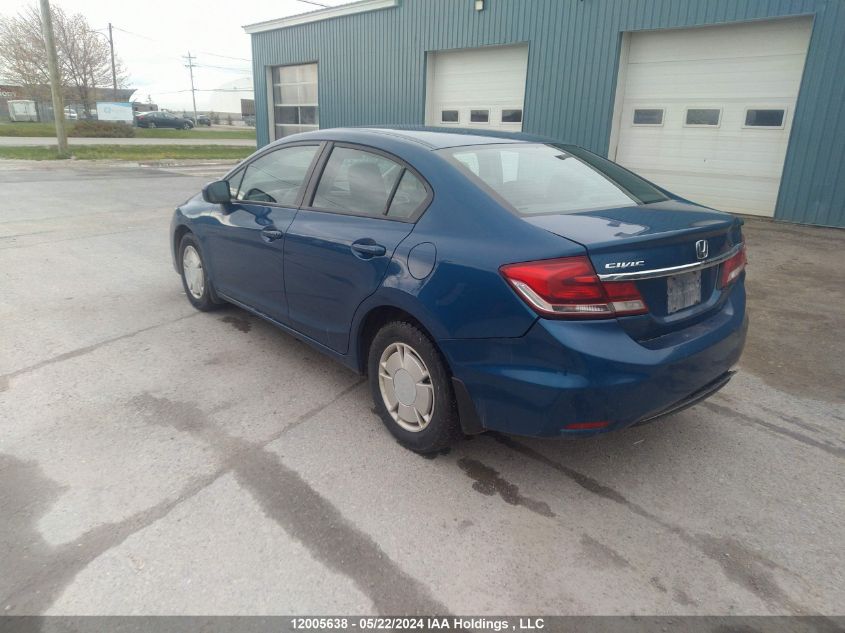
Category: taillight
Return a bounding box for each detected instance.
[500,256,648,319]
[719,245,747,288]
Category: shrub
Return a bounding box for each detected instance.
[69,120,136,138]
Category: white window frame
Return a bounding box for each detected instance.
[742,106,788,130]
[439,108,461,125]
[631,107,665,127]
[683,107,722,128]
[500,106,524,126]
[270,62,319,141]
[468,108,491,125]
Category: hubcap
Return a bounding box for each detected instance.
[182,245,205,299]
[378,342,435,432]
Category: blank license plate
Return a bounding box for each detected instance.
[667,270,702,314]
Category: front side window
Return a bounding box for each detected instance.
[312,147,404,216]
[228,168,245,199]
[237,144,319,205]
[272,63,319,139]
[444,143,669,215]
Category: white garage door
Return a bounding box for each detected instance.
[612,17,812,216]
[425,44,528,132]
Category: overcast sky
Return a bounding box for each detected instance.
[0,0,350,110]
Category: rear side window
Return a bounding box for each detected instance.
[237,144,319,205]
[312,147,403,216]
[387,171,428,219]
[444,143,668,215]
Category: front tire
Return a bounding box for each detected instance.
[368,321,461,453]
[178,234,220,311]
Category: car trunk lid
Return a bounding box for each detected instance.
[522,201,744,340]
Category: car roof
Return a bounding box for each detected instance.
[281,126,558,151]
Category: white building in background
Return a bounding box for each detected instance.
[208,77,254,120]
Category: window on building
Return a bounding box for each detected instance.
[441,110,459,123]
[272,63,318,139]
[685,108,721,126]
[502,109,523,123]
[633,108,664,125]
[744,108,786,128]
[237,144,320,205]
[470,109,490,123]
[312,147,404,216]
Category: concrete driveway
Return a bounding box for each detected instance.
[1,160,842,616]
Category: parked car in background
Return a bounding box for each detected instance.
[243,115,256,127]
[170,128,748,453]
[136,111,194,129]
[185,114,212,126]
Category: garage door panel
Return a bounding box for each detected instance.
[426,44,528,130]
[614,17,811,217]
[634,171,779,216]
[625,58,808,100]
[628,18,813,63]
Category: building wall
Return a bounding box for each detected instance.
[250,0,845,228]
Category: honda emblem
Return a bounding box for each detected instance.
[695,239,709,260]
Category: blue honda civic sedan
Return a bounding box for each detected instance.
[170,127,747,453]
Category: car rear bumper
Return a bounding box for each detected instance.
[439,285,747,437]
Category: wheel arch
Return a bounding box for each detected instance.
[172,224,192,272]
[355,304,444,376]
[353,300,486,436]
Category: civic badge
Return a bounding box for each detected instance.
[695,239,709,260]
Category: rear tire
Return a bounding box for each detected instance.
[178,234,221,312]
[368,321,461,453]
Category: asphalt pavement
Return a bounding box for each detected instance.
[0,159,842,616]
[0,136,256,146]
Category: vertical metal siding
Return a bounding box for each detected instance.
[251,0,845,227]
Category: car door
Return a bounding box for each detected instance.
[284,143,431,353]
[204,142,323,322]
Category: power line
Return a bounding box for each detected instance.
[111,26,252,62]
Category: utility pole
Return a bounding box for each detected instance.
[108,23,117,100]
[184,52,198,126]
[38,0,67,155]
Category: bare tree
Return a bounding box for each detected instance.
[0,6,51,101]
[0,4,127,111]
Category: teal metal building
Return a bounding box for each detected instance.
[245,0,845,227]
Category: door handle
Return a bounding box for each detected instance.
[261,227,284,242]
[351,241,386,258]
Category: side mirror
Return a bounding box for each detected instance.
[202,180,231,204]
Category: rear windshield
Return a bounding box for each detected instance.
[441,143,668,215]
